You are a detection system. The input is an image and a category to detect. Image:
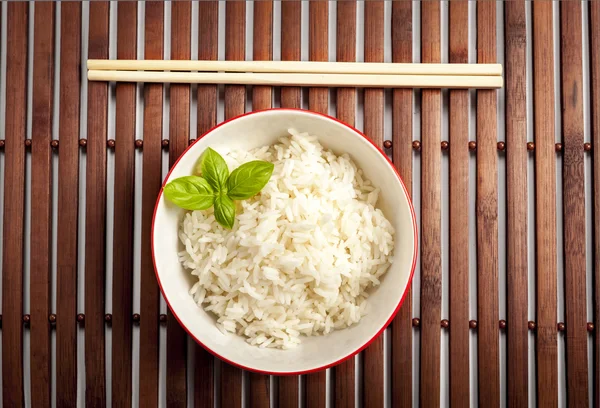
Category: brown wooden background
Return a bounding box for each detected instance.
[0,1,599,407]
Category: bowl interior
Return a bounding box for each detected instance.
[153,109,416,374]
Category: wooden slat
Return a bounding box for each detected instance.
[363,2,384,406]
[30,2,55,406]
[333,1,356,406]
[85,2,109,405]
[56,2,81,405]
[167,1,191,406]
[531,3,558,406]
[139,2,163,407]
[476,2,500,405]
[220,2,246,406]
[504,2,529,406]
[560,2,589,406]
[591,2,600,407]
[248,2,273,406]
[419,1,442,406]
[390,1,413,407]
[306,2,328,405]
[277,3,302,406]
[363,1,384,147]
[248,373,270,408]
[280,0,301,110]
[308,0,328,114]
[1,3,27,407]
[251,0,272,111]
[223,0,246,119]
[112,2,137,405]
[197,1,219,140]
[195,2,218,408]
[448,2,469,406]
[278,377,299,408]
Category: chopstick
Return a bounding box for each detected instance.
[87,70,503,89]
[87,59,503,77]
[87,59,503,89]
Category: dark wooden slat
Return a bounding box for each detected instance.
[248,372,270,408]
[476,2,500,405]
[363,0,384,146]
[504,2,529,406]
[248,3,273,405]
[305,373,326,408]
[308,0,328,115]
[336,0,356,67]
[197,0,219,140]
[419,2,442,406]
[306,2,328,406]
[195,2,218,408]
[30,2,55,407]
[56,2,81,406]
[532,3,558,406]
[390,1,412,407]
[30,3,55,406]
[112,3,137,405]
[85,2,109,405]
[167,1,191,406]
[363,2,384,406]
[197,2,219,139]
[335,3,356,145]
[560,2,589,405]
[448,2,469,406]
[591,2,600,407]
[139,2,163,407]
[1,3,28,407]
[251,0,272,112]
[277,4,302,405]
[168,0,192,168]
[334,2,356,406]
[278,377,299,408]
[223,1,246,120]
[280,0,301,109]
[220,2,246,407]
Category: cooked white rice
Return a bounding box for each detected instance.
[178,129,395,349]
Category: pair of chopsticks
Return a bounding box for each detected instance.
[87,60,503,89]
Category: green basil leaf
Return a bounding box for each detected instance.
[163,176,214,210]
[200,147,229,192]
[213,194,236,229]
[226,160,274,200]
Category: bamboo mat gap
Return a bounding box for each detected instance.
[0,1,598,407]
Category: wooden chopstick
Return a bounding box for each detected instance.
[87,70,503,89]
[87,59,503,77]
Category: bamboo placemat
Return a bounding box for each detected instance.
[0,1,599,407]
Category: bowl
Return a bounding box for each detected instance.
[152,108,417,375]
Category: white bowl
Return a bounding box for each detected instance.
[152,108,417,375]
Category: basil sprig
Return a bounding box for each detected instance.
[163,176,214,210]
[213,194,236,229]
[227,160,275,200]
[200,147,229,191]
[163,147,274,229]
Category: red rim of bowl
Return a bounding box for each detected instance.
[152,108,418,376]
